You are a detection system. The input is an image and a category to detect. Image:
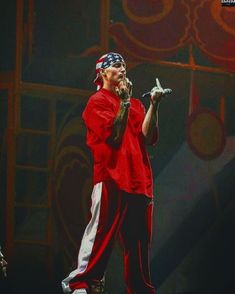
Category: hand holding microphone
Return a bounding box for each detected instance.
[116,77,133,101]
[142,78,172,104]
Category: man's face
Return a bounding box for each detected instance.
[102,62,126,86]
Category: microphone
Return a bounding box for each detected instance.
[142,88,172,98]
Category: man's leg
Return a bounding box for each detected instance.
[62,181,127,293]
[120,195,155,294]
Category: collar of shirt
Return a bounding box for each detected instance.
[100,88,120,102]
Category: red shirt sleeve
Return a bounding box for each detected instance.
[82,95,117,142]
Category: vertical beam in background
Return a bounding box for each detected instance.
[100,0,110,52]
[15,0,24,131]
[5,0,24,258]
[189,42,196,71]
[46,99,57,275]
[219,96,225,123]
[188,42,196,116]
[15,0,23,93]
[28,0,35,63]
[5,85,15,259]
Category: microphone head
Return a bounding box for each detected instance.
[163,88,172,95]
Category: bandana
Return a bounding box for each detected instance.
[93,52,125,90]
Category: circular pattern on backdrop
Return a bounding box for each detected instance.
[53,114,93,264]
[186,108,226,160]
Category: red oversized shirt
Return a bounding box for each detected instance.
[82,88,154,198]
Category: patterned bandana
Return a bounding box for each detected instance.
[94,52,125,90]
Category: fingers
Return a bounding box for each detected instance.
[126,78,133,97]
[155,78,163,91]
[117,77,132,99]
[119,77,131,88]
[150,78,165,104]
[118,78,127,91]
[150,78,163,96]
[150,86,163,96]
[0,259,7,266]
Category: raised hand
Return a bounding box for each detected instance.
[116,77,133,100]
[150,78,165,104]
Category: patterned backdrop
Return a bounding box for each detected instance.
[1,1,234,294]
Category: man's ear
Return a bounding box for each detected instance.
[100,68,106,77]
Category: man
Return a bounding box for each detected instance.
[62,52,165,294]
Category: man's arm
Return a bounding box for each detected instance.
[107,78,132,146]
[107,100,130,146]
[142,101,160,145]
[142,78,165,145]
